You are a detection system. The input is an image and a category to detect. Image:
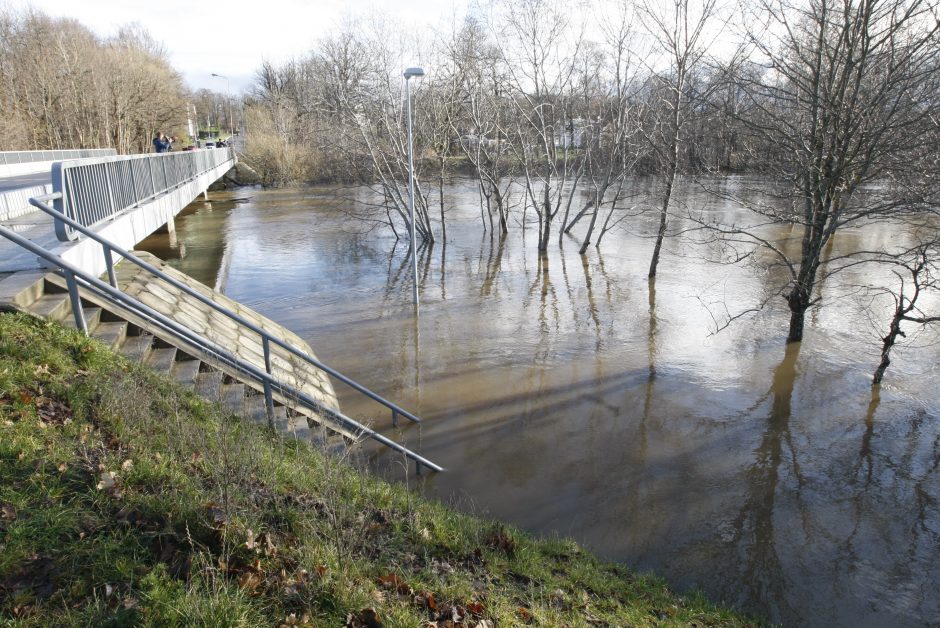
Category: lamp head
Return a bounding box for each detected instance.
[403,67,425,79]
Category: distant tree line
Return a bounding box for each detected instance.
[0,6,188,154]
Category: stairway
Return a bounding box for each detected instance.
[0,271,351,456]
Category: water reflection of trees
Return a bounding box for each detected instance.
[722,346,940,625]
[192,185,940,626]
[729,343,803,622]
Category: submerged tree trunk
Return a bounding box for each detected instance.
[647,165,676,278]
[579,192,601,255]
[873,316,904,385]
[538,183,552,251]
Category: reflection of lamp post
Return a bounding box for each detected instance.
[404,67,424,309]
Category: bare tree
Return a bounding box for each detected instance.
[0,7,187,154]
[493,0,587,254]
[447,15,516,234]
[871,238,940,384]
[565,2,649,254]
[727,0,940,343]
[639,0,721,278]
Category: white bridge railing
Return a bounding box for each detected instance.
[0,148,116,165]
[52,148,235,241]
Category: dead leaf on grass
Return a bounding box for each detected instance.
[465,601,485,617]
[346,607,383,627]
[206,502,228,528]
[96,471,117,490]
[415,590,438,611]
[486,527,516,555]
[237,570,263,593]
[279,612,312,627]
[376,573,412,595]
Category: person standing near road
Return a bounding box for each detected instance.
[152,132,171,153]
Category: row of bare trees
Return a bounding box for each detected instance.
[241,0,752,252]
[0,7,188,154]
[243,0,939,380]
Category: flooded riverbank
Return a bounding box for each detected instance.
[139,180,940,626]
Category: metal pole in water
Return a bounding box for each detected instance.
[404,67,424,310]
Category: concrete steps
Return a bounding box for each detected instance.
[145,347,177,376]
[171,358,201,388]
[0,272,351,454]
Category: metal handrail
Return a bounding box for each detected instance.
[0,149,116,165]
[0,222,443,474]
[35,193,424,425]
[52,149,235,242]
[30,193,423,428]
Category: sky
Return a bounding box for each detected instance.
[4,0,461,94]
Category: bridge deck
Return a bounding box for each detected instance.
[0,204,61,272]
[0,149,235,278]
[0,170,52,193]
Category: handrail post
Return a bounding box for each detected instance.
[392,409,398,427]
[262,335,275,425]
[104,164,117,218]
[63,270,87,334]
[103,244,117,288]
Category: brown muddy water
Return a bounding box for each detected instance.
[138,179,940,627]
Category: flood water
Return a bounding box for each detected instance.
[138,179,940,627]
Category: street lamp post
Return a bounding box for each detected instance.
[211,73,234,139]
[404,67,424,309]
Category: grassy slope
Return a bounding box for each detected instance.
[0,313,759,627]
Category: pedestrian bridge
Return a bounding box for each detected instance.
[0,148,235,276]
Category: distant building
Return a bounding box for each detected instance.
[554,118,588,149]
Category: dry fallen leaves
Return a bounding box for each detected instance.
[465,601,485,617]
[415,590,438,612]
[206,502,228,528]
[486,528,516,556]
[1,503,15,521]
[346,607,383,627]
[279,612,312,627]
[376,573,412,596]
[96,471,117,491]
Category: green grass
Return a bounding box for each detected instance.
[0,312,760,626]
